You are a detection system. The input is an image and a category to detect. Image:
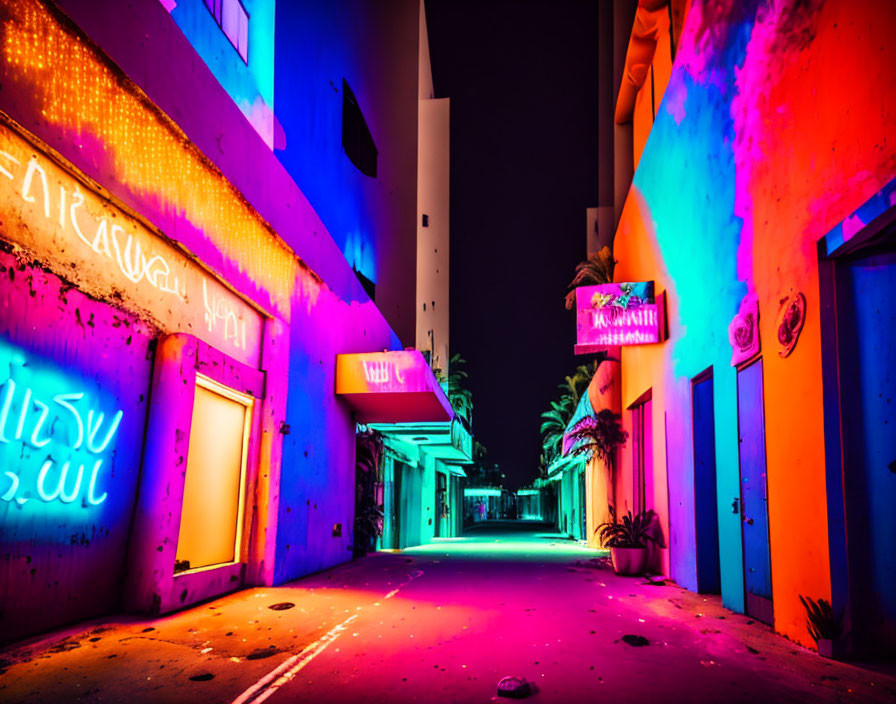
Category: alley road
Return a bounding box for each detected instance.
[2,522,894,703]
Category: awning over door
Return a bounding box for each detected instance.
[335,350,454,423]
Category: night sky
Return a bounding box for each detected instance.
[426,0,600,489]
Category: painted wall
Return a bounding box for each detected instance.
[612,0,896,645]
[416,3,450,375]
[0,251,154,643]
[0,0,412,639]
[274,0,420,347]
[273,289,396,582]
[416,98,451,375]
[162,0,276,148]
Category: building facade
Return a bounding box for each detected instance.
[578,0,895,654]
[0,0,461,645]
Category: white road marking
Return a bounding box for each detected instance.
[231,614,357,704]
[230,568,424,704]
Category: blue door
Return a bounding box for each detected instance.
[693,373,721,593]
[838,249,896,650]
[737,359,773,624]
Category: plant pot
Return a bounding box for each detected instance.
[609,546,648,576]
[816,638,848,660]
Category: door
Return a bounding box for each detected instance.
[435,471,447,537]
[837,247,896,650]
[399,462,422,548]
[693,371,721,593]
[578,468,587,539]
[737,359,773,624]
[391,460,403,549]
[175,375,253,574]
[631,395,653,515]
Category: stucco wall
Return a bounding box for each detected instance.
[274,0,420,347]
[0,0,408,638]
[0,250,154,643]
[613,0,896,645]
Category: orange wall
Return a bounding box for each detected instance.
[610,0,896,645]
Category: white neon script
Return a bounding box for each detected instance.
[1,150,186,300]
[203,279,247,351]
[362,361,406,386]
[0,377,122,507]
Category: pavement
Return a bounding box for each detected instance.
[2,521,895,703]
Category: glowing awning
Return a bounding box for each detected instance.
[562,390,595,456]
[335,351,454,424]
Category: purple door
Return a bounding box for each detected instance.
[737,359,773,624]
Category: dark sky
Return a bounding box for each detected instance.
[425,0,599,489]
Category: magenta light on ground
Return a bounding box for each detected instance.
[575,282,663,354]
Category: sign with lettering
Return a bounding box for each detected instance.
[0,120,262,367]
[575,281,664,352]
[0,341,119,510]
[335,350,454,423]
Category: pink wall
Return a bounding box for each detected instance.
[0,0,411,642]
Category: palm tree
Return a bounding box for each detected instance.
[354,429,384,557]
[445,353,473,420]
[540,397,574,462]
[564,245,616,310]
[539,359,604,466]
[566,409,628,467]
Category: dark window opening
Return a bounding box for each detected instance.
[342,79,378,178]
[422,214,429,227]
[204,0,249,64]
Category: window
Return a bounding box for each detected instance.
[342,79,378,178]
[204,0,249,64]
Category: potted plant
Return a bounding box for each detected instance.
[595,505,657,575]
[799,595,847,659]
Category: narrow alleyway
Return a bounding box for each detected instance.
[2,523,893,704]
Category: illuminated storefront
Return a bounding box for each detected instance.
[0,107,283,640]
[336,351,472,549]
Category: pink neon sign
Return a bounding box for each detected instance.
[575,282,663,350]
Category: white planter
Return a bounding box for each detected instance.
[610,546,648,576]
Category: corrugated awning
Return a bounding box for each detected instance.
[335,350,454,424]
[562,390,595,456]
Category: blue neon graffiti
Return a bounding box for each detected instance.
[0,363,122,508]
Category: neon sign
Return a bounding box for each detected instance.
[0,121,261,367]
[362,360,407,386]
[576,281,664,350]
[0,344,121,508]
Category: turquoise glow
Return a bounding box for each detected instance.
[628,14,757,612]
[167,0,276,146]
[0,340,122,513]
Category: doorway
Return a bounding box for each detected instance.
[435,471,447,537]
[832,241,896,651]
[175,375,253,575]
[736,359,773,624]
[692,369,721,593]
[631,393,653,515]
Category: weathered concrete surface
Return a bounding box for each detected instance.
[2,523,894,703]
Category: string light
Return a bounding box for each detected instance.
[2,0,313,316]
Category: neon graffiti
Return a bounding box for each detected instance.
[0,124,263,366]
[36,459,107,505]
[8,152,187,301]
[0,371,122,508]
[203,279,248,351]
